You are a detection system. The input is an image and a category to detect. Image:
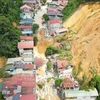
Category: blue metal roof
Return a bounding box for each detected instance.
[22,30,33,34]
[20,19,33,24]
[50,2,59,6]
[47,13,63,16]
[12,93,20,100]
[0,82,3,92]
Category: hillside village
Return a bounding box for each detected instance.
[0,0,100,100]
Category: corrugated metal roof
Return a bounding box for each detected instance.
[64,88,98,97]
[0,82,3,92]
[18,41,33,49]
[12,93,20,100]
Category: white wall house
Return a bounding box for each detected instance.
[18,41,33,56]
[62,88,98,100]
[48,19,62,31]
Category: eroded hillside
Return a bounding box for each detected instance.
[63,3,100,78]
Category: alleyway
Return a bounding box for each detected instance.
[34,5,47,29]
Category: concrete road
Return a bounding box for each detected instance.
[34,5,47,29]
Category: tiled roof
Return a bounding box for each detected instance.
[34,57,45,67]
[18,41,33,49]
[57,60,67,69]
[60,78,74,88]
[26,3,34,8]
[17,25,32,29]
[20,36,33,41]
[2,74,36,96]
[20,4,32,10]
[47,10,63,16]
[20,94,36,100]
[25,64,34,69]
[49,19,61,24]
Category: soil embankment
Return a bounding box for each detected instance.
[63,3,100,78]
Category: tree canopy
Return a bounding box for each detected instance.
[0,0,22,58]
[55,78,64,87]
[42,14,49,22]
[45,46,59,56]
[90,75,100,100]
[62,0,100,21]
[32,23,39,33]
[34,36,38,46]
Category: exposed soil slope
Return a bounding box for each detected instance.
[63,3,100,78]
[37,30,52,54]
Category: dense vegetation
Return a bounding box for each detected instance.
[45,46,59,56]
[0,0,22,58]
[90,75,100,100]
[0,68,12,78]
[55,78,64,87]
[32,23,39,33]
[42,14,49,22]
[62,0,100,21]
[46,60,52,71]
[0,92,5,100]
[34,35,38,46]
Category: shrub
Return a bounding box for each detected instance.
[45,46,59,56]
[55,78,64,87]
[47,61,52,71]
[34,36,38,46]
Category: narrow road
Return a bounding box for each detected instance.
[34,5,47,29]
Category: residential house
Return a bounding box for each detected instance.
[55,28,68,35]
[62,88,98,100]
[18,41,33,56]
[47,0,52,3]
[60,78,75,89]
[20,4,34,19]
[55,60,67,72]
[2,74,36,100]
[34,57,45,69]
[20,36,33,42]
[17,25,33,35]
[49,1,59,6]
[5,61,34,75]
[47,9,63,19]
[48,19,62,31]
[23,0,38,4]
[19,18,33,25]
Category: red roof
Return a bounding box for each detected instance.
[26,3,34,8]
[20,36,33,41]
[17,25,32,29]
[34,57,45,67]
[20,4,32,10]
[47,10,62,15]
[25,64,34,69]
[20,94,36,100]
[57,60,67,69]
[60,78,74,88]
[2,74,36,90]
[49,19,61,24]
[18,41,33,49]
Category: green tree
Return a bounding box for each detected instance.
[34,36,38,46]
[42,14,49,22]
[45,46,59,56]
[32,23,39,33]
[0,92,5,100]
[0,68,12,78]
[47,61,52,70]
[55,78,64,87]
[90,75,100,100]
[42,0,47,4]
